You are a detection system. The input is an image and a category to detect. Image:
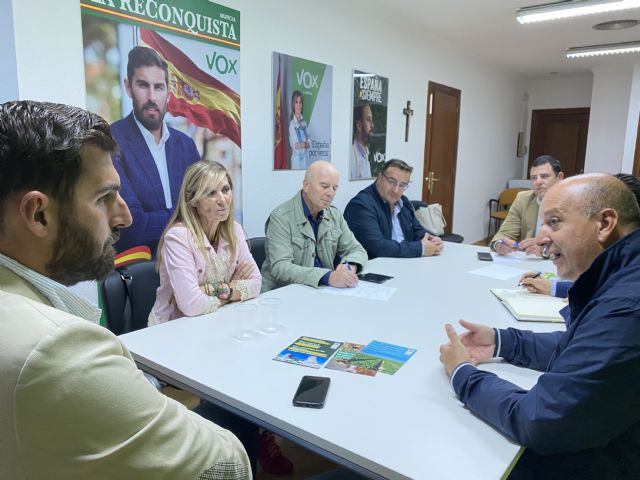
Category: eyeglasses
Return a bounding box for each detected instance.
[382,172,410,191]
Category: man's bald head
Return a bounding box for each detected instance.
[538,173,640,280]
[549,174,640,229]
[302,161,339,217]
[305,160,338,182]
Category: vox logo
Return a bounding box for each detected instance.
[296,69,319,89]
[206,52,238,75]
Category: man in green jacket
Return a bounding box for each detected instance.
[262,161,368,292]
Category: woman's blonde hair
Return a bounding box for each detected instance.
[156,160,237,268]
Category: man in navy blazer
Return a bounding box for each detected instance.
[440,174,640,478]
[344,159,443,259]
[111,46,199,254]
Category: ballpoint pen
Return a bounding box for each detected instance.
[343,259,352,271]
[497,239,520,250]
[518,271,541,287]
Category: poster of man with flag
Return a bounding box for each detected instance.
[272,52,332,170]
[351,70,388,180]
[80,0,240,254]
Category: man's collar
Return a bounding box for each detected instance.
[354,140,369,157]
[0,253,102,324]
[300,191,324,221]
[133,114,170,146]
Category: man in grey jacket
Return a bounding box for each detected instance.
[261,161,368,292]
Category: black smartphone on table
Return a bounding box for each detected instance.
[357,272,393,283]
[477,251,493,261]
[292,375,330,408]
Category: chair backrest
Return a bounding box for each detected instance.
[411,200,428,211]
[497,188,527,207]
[248,237,266,270]
[101,260,160,335]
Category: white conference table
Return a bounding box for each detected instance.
[120,242,563,480]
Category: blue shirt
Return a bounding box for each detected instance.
[390,199,406,243]
[300,193,331,285]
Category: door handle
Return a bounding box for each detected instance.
[425,171,440,193]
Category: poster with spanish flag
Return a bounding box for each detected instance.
[80,0,241,253]
[272,52,332,170]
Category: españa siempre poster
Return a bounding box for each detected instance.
[80,0,241,253]
[273,52,333,170]
[350,70,388,180]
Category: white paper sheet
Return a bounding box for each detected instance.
[320,282,397,301]
[491,251,545,264]
[468,264,528,280]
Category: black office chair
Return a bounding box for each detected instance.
[411,200,464,243]
[101,260,160,335]
[248,236,267,270]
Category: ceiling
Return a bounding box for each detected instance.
[381,0,640,78]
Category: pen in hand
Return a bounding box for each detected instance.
[342,259,352,271]
[518,271,541,287]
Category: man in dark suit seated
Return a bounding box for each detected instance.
[344,158,443,259]
[440,173,640,479]
[111,46,200,254]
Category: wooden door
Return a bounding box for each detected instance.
[422,81,461,235]
[529,108,589,177]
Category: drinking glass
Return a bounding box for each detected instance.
[232,303,257,341]
[258,297,282,334]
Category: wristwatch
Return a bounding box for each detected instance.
[216,282,233,300]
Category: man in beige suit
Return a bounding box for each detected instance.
[0,101,250,480]
[491,155,564,256]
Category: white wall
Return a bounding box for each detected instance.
[585,62,634,173]
[522,75,593,177]
[0,0,18,102]
[11,0,86,105]
[527,75,593,110]
[235,0,525,243]
[9,0,526,245]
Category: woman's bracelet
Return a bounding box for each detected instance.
[205,281,232,299]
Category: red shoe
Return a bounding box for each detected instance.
[258,431,293,475]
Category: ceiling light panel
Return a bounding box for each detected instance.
[566,40,640,57]
[517,0,640,24]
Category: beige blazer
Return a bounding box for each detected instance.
[491,190,539,248]
[0,272,250,480]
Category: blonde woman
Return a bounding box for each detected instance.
[148,161,292,475]
[149,160,261,325]
[288,90,311,169]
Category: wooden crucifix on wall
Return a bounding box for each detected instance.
[403,100,414,142]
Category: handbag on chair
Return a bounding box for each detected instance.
[415,203,447,236]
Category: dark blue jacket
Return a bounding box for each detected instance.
[343,183,426,259]
[555,279,572,298]
[111,113,200,254]
[453,227,640,477]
